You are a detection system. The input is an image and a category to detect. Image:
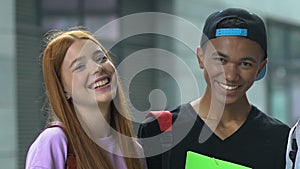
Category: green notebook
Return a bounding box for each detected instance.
[185,151,252,169]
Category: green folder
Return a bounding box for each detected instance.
[185,151,252,169]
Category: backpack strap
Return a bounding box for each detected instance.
[289,125,298,169]
[66,142,76,169]
[146,111,173,132]
[146,111,173,169]
[46,124,77,169]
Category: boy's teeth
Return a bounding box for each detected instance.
[219,83,238,90]
[93,78,109,89]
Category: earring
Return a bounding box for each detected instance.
[65,93,71,100]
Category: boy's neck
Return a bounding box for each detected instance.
[191,95,252,140]
[192,89,251,120]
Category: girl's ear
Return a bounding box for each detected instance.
[197,47,205,69]
[62,84,72,100]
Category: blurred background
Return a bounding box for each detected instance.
[1,0,300,168]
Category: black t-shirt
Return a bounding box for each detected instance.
[138,103,290,169]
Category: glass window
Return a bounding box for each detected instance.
[290,29,300,59]
[268,24,285,64]
[42,0,79,11]
[84,0,117,11]
[84,14,119,39]
[42,16,79,31]
[41,0,119,41]
[267,20,300,126]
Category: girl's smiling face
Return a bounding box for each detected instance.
[60,39,117,106]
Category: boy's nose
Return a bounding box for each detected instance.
[224,64,239,82]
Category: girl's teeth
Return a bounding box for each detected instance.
[93,78,109,89]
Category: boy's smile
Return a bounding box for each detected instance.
[198,36,267,105]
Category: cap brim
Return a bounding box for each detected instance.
[255,66,267,81]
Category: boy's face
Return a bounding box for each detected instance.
[197,36,267,105]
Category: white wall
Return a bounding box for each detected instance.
[0,0,17,168]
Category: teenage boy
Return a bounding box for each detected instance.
[138,8,290,169]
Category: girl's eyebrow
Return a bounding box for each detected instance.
[69,56,84,68]
[92,50,105,57]
[92,50,107,61]
[69,50,106,68]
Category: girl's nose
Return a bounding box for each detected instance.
[97,64,103,72]
[91,63,103,75]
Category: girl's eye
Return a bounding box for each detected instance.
[95,55,108,63]
[73,64,85,72]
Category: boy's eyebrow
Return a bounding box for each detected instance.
[240,56,257,63]
[69,56,84,68]
[211,51,229,58]
[211,51,258,63]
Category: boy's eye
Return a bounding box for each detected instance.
[214,57,226,64]
[240,62,252,67]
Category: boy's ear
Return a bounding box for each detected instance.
[197,47,205,69]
